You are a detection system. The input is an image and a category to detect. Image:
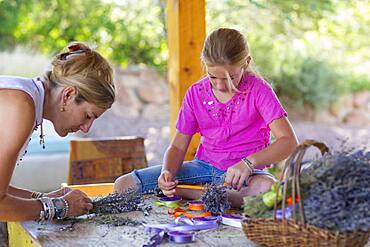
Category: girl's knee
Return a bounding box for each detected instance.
[113,173,138,192]
[247,174,275,194]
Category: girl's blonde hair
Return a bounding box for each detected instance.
[47,42,115,109]
[201,28,258,92]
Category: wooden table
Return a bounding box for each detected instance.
[7,183,258,247]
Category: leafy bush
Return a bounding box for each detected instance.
[345,74,370,93]
[273,57,343,111]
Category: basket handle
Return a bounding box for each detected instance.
[273,139,329,224]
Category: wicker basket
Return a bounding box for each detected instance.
[242,139,370,247]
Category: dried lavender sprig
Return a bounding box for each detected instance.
[91,188,152,215]
[94,215,143,227]
[201,183,230,215]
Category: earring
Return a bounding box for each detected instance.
[60,102,66,112]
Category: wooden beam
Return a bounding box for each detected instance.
[167,0,206,160]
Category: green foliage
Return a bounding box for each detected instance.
[345,75,370,93]
[0,0,33,50]
[0,0,369,103]
[274,57,342,111]
[0,0,167,72]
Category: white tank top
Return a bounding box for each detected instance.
[0,76,45,162]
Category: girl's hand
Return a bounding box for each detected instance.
[225,161,253,191]
[44,187,73,198]
[62,190,93,217]
[158,170,178,197]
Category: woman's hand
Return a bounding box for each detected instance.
[225,161,253,191]
[158,170,178,197]
[62,190,93,217]
[44,187,72,198]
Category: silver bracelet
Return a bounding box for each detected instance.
[241,157,255,173]
[38,197,56,222]
[31,191,44,199]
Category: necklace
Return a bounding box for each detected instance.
[39,122,45,149]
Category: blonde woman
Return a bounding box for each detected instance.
[0,43,115,221]
[114,28,298,207]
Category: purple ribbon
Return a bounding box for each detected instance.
[193,216,220,222]
[168,231,195,243]
[187,200,203,204]
[221,214,242,228]
[276,205,293,219]
[144,216,218,232]
[143,216,219,246]
[159,196,182,202]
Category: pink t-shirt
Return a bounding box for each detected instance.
[176,73,287,171]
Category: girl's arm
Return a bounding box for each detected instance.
[161,131,193,175]
[0,90,43,221]
[157,131,192,196]
[247,116,298,167]
[225,116,298,190]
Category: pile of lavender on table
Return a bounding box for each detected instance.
[91,188,152,215]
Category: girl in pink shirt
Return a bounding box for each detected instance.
[114,28,298,207]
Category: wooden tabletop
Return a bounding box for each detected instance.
[16,196,258,247]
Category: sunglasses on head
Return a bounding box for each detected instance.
[58,44,88,61]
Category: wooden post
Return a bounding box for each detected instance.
[167,0,206,160]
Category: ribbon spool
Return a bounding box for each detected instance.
[168,231,195,244]
[160,196,182,202]
[174,212,193,219]
[168,207,185,215]
[193,216,220,223]
[198,212,212,217]
[188,201,205,211]
[221,214,242,228]
[155,196,182,208]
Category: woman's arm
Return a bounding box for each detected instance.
[247,116,298,167]
[0,89,44,221]
[7,185,34,199]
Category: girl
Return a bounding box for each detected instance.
[0,42,116,221]
[114,28,298,207]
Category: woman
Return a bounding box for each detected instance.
[0,42,116,221]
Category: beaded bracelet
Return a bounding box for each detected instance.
[51,198,69,219]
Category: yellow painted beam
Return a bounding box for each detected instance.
[62,182,113,197]
[167,0,206,160]
[7,222,39,247]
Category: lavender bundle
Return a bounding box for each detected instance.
[91,188,152,215]
[301,149,370,231]
[201,183,230,215]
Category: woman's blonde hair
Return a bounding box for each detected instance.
[47,42,115,109]
[201,28,258,92]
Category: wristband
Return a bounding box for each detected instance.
[241,157,254,173]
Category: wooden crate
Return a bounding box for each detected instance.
[68,136,147,185]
